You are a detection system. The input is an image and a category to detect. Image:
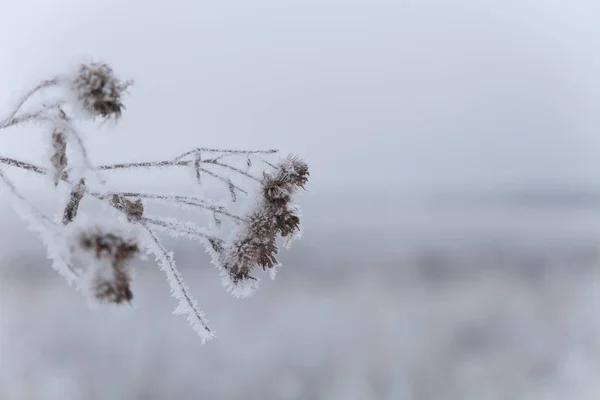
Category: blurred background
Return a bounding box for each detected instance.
[2,0,600,398]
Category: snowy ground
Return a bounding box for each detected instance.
[2,197,600,399]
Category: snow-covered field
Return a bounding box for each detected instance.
[2,198,600,399]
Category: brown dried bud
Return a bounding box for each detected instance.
[50,130,67,186]
[288,156,309,189]
[63,179,86,225]
[226,239,260,284]
[262,174,291,205]
[274,206,301,238]
[194,151,202,183]
[78,228,139,304]
[261,156,309,206]
[110,194,144,222]
[72,63,131,120]
[256,237,279,270]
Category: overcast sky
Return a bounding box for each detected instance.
[1,0,600,196]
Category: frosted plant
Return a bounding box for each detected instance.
[0,61,309,342]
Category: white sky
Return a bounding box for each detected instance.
[1,0,600,194]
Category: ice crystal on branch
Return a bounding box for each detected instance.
[0,61,309,341]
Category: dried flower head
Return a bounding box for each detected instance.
[275,206,301,238]
[262,156,309,205]
[72,63,131,119]
[77,227,139,304]
[224,156,308,287]
[287,156,309,189]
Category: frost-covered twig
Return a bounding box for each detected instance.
[141,217,219,243]
[139,222,214,343]
[0,102,64,130]
[0,168,78,282]
[98,160,189,170]
[204,159,261,182]
[0,78,59,127]
[0,156,48,174]
[0,61,309,341]
[97,157,250,198]
[173,147,277,161]
[95,192,247,222]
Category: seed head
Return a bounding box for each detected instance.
[72,63,131,120]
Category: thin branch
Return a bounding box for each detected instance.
[0,151,249,210]
[97,157,258,182]
[0,167,79,280]
[0,155,243,232]
[174,148,278,161]
[0,78,59,127]
[0,156,48,174]
[0,102,63,130]
[95,192,247,222]
[261,158,279,170]
[198,167,248,196]
[98,160,189,171]
[140,222,214,341]
[0,155,252,250]
[142,217,221,244]
[0,169,55,227]
[57,112,96,175]
[203,160,261,182]
[97,159,249,197]
[1,105,96,181]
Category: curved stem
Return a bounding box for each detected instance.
[0,78,60,127]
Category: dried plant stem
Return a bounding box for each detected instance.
[0,156,47,174]
[174,148,277,161]
[97,158,251,196]
[206,160,261,182]
[95,192,247,222]
[0,78,59,127]
[0,168,79,279]
[98,160,189,170]
[140,222,213,341]
[141,217,220,243]
[0,169,55,227]
[0,103,62,130]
